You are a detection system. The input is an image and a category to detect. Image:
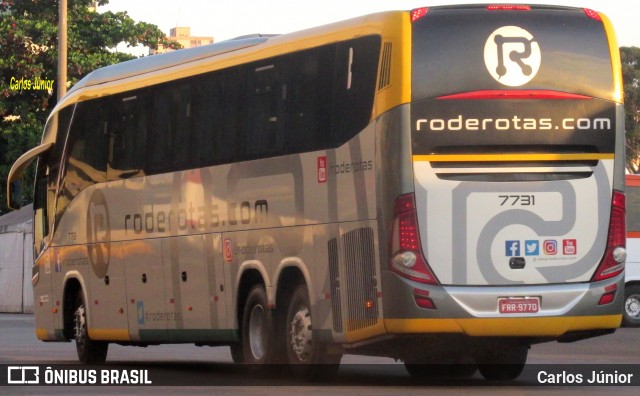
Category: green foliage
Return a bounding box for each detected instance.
[622,47,640,172]
[0,0,181,214]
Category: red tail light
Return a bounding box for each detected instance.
[592,190,626,281]
[583,8,602,22]
[390,193,439,284]
[487,5,531,11]
[411,7,429,23]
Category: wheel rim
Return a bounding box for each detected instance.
[248,304,266,360]
[626,294,640,318]
[289,305,313,363]
[74,304,87,350]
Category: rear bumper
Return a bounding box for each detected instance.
[384,315,621,337]
[382,271,624,338]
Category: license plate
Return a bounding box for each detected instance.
[498,297,540,314]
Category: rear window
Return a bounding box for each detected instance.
[412,6,614,101]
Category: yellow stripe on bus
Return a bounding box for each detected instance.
[413,153,615,162]
[384,315,621,337]
[88,328,131,341]
[599,12,623,104]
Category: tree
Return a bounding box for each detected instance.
[622,47,640,173]
[0,0,180,214]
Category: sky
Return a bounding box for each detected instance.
[101,0,639,56]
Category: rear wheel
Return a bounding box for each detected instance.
[285,283,341,381]
[623,284,640,327]
[477,345,528,381]
[241,285,283,374]
[229,343,244,363]
[74,292,108,364]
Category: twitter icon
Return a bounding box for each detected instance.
[524,240,539,256]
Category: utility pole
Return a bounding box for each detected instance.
[57,0,67,101]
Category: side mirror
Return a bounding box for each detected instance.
[6,142,53,211]
[9,179,23,210]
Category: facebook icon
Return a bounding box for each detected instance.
[505,240,520,256]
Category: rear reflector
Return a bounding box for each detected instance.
[598,291,616,305]
[437,90,591,100]
[487,5,531,11]
[583,8,602,22]
[413,288,436,309]
[411,7,429,23]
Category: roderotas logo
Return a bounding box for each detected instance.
[484,25,541,87]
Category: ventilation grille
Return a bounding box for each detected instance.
[343,227,378,331]
[328,238,343,333]
[378,42,392,90]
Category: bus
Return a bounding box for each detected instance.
[625,175,640,327]
[7,4,625,381]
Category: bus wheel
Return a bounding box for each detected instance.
[285,283,341,382]
[241,285,281,373]
[74,292,108,363]
[229,343,244,363]
[477,345,527,381]
[623,284,640,327]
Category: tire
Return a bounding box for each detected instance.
[477,345,528,381]
[241,285,283,374]
[74,292,108,364]
[623,284,640,327]
[285,283,341,382]
[229,343,244,364]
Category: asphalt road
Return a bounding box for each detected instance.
[0,313,638,395]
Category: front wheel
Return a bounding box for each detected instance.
[74,292,108,363]
[623,284,640,327]
[285,284,341,382]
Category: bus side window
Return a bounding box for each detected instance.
[57,100,108,217]
[172,82,194,171]
[191,71,224,168]
[332,36,381,147]
[287,44,335,153]
[245,58,289,159]
[109,94,147,179]
[32,108,71,253]
[33,156,49,257]
[147,86,174,174]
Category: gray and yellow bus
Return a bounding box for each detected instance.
[7,4,625,380]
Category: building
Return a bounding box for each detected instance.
[0,204,34,313]
[150,27,214,55]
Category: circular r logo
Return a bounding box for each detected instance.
[86,189,111,278]
[484,26,541,87]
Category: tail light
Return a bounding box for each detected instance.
[592,190,626,281]
[389,193,439,284]
[583,8,602,22]
[410,7,429,23]
[486,5,531,11]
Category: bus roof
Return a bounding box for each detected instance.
[65,37,268,97]
[51,11,403,114]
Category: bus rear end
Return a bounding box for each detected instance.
[383,5,625,378]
